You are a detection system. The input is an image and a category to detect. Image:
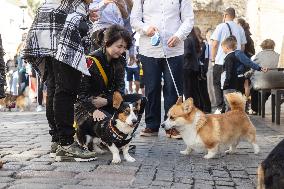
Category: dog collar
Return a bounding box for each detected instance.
[108,119,128,140]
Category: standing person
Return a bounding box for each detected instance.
[183,27,202,109]
[237,18,255,108]
[221,36,267,111]
[22,0,100,161]
[131,0,194,138]
[0,34,5,99]
[210,7,247,114]
[205,28,216,108]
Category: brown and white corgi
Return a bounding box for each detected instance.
[161,92,260,159]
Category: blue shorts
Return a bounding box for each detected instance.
[126,67,140,81]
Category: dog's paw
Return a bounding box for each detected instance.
[125,156,136,162]
[180,150,191,155]
[204,154,215,159]
[111,158,121,164]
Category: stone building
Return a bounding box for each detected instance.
[193,0,284,53]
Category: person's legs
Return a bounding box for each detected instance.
[198,78,212,113]
[133,67,140,93]
[139,55,162,135]
[126,67,133,94]
[162,55,183,119]
[183,69,200,107]
[163,56,183,139]
[213,65,224,112]
[45,59,57,143]
[53,60,81,146]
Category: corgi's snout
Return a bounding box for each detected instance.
[161,121,166,128]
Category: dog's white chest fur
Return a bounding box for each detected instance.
[179,112,205,151]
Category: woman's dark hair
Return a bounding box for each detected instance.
[96,25,133,50]
[190,26,203,55]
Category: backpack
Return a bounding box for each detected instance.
[141,0,182,21]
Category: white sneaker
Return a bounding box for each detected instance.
[36,105,44,112]
[214,108,222,114]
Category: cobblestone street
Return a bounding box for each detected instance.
[0,110,283,189]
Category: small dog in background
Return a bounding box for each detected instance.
[76,92,143,163]
[162,92,260,159]
[257,139,284,189]
[15,87,31,112]
[0,94,17,111]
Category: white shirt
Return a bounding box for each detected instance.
[130,0,194,58]
[211,21,247,65]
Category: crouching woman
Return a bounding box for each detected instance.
[75,24,146,153]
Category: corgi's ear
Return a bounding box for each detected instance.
[113,91,123,109]
[183,98,194,114]
[176,96,183,105]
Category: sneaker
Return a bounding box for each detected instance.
[50,142,58,158]
[140,128,158,137]
[36,105,44,112]
[55,142,97,162]
[165,128,182,139]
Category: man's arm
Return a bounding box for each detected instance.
[211,40,219,63]
[173,0,194,42]
[130,0,150,35]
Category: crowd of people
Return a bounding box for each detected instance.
[0,0,281,162]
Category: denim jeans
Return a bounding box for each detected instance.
[139,55,183,131]
[45,57,81,145]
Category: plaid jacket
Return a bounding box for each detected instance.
[23,0,91,75]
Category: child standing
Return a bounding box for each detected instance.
[221,36,267,111]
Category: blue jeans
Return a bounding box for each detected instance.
[139,55,183,131]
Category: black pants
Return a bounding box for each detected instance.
[213,65,224,109]
[45,57,82,145]
[183,69,201,108]
[250,88,270,113]
[198,77,212,113]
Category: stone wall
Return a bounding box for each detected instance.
[192,0,284,53]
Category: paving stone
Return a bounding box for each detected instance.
[0,171,15,177]
[12,178,79,185]
[0,108,283,188]
[0,177,14,183]
[0,183,9,189]
[171,183,192,189]
[15,170,76,179]
[7,183,61,189]
[151,180,172,187]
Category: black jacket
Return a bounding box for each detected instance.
[223,52,239,90]
[184,35,200,71]
[75,48,125,125]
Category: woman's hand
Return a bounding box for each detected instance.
[92,96,108,108]
[93,110,106,121]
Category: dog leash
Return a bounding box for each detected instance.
[161,38,182,98]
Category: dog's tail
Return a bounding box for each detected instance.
[225,92,246,111]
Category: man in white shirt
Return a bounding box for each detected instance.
[210,7,246,114]
[131,0,194,138]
